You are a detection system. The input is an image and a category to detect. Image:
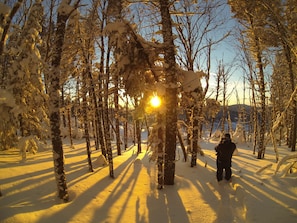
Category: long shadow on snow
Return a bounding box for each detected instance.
[91,152,145,223]
[36,151,137,223]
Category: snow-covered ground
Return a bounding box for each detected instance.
[1,135,297,223]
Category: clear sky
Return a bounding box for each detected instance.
[206,1,247,105]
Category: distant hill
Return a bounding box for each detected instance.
[214,104,252,123]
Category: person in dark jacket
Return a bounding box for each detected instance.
[215,133,236,182]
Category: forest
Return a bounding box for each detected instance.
[0,0,297,203]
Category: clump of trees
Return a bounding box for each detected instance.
[229,0,297,159]
[1,0,296,201]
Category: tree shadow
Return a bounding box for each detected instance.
[36,150,137,223]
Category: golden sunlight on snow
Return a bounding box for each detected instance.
[0,138,297,223]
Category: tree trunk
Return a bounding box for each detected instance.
[67,107,74,149]
[210,69,221,139]
[82,70,93,172]
[88,69,101,151]
[157,114,164,189]
[97,3,108,157]
[136,119,141,154]
[247,49,258,154]
[159,0,177,185]
[252,104,258,155]
[48,12,69,202]
[91,119,99,150]
[284,44,296,152]
[104,46,114,178]
[124,96,128,149]
[255,39,266,159]
[98,68,107,157]
[177,124,187,162]
[291,107,297,152]
[114,75,121,155]
[191,106,199,167]
[61,87,67,128]
[186,111,191,147]
[220,62,227,134]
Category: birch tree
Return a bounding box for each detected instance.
[261,0,297,152]
[47,0,81,201]
[220,62,227,133]
[74,1,106,172]
[95,0,109,157]
[229,0,269,159]
[107,0,123,156]
[209,65,223,138]
[231,0,297,154]
[159,0,177,185]
[172,0,230,166]
[238,32,259,154]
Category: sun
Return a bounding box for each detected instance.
[150,95,161,108]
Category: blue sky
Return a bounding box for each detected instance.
[196,1,246,105]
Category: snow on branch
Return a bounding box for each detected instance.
[179,70,205,93]
[104,20,162,93]
[255,163,273,175]
[271,83,297,133]
[58,0,75,15]
[265,85,297,162]
[275,154,297,176]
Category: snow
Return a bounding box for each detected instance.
[57,0,74,16]
[1,134,297,223]
[180,70,204,93]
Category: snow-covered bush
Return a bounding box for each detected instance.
[18,135,39,162]
[232,123,246,144]
[72,128,83,139]
[211,130,223,140]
